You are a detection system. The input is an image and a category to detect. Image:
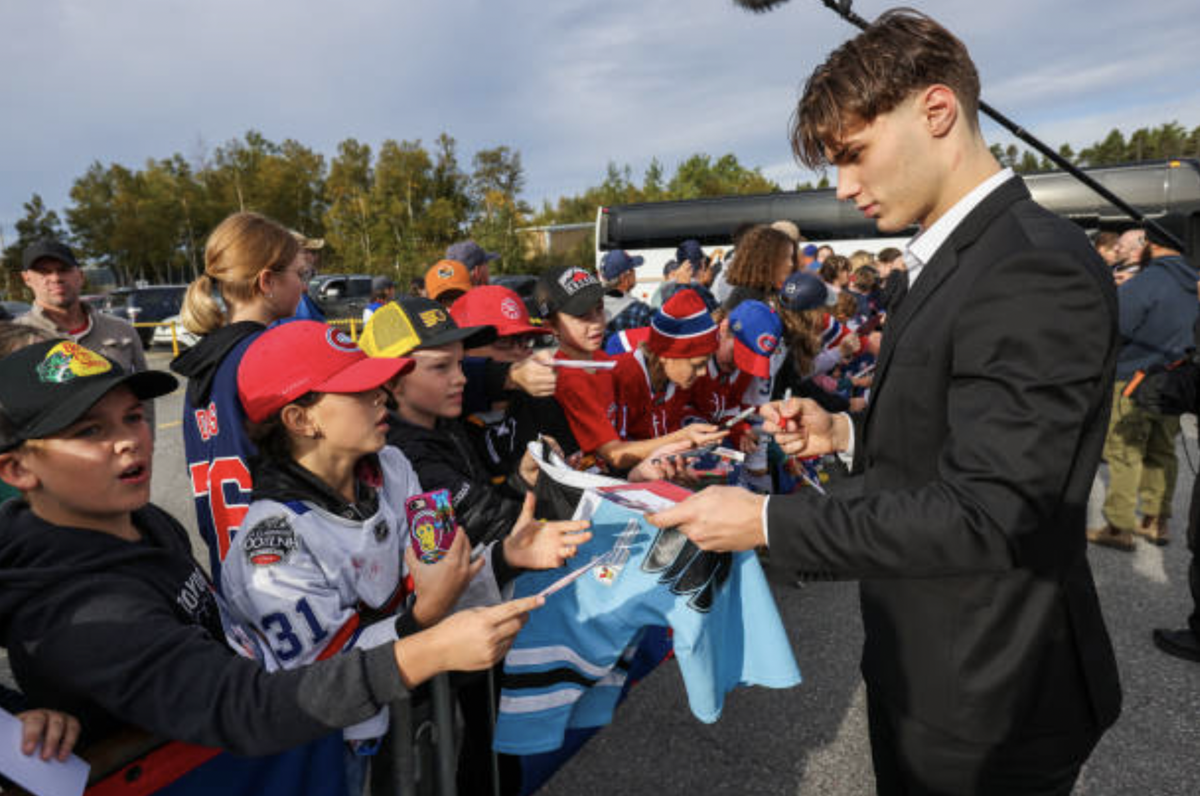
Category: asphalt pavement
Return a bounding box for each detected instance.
[5,348,1198,794]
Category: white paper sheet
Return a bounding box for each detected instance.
[0,708,89,796]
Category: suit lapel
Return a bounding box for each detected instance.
[864,177,1032,432]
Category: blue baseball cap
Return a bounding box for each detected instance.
[445,240,500,270]
[728,300,781,378]
[675,239,705,266]
[779,272,828,312]
[802,244,819,258]
[600,250,644,282]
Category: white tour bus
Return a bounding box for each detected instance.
[595,159,1200,303]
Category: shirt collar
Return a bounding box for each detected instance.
[904,168,1015,285]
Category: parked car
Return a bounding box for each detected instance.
[309,274,373,320]
[0,300,31,320]
[151,314,202,350]
[104,285,188,346]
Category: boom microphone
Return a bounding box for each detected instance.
[729,0,1186,251]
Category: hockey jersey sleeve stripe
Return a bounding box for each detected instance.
[315,614,362,662]
[499,689,585,715]
[504,645,611,679]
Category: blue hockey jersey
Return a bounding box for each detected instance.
[171,321,265,581]
[493,491,801,754]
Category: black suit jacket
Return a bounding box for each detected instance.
[767,177,1122,744]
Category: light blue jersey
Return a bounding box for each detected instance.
[494,492,801,754]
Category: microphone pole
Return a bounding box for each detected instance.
[736,0,1186,251]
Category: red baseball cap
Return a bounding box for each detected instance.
[450,286,541,337]
[238,321,414,423]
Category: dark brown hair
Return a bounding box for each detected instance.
[245,392,321,464]
[777,306,824,377]
[819,255,851,285]
[791,8,981,168]
[725,226,794,291]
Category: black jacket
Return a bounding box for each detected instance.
[0,500,406,754]
[386,415,526,551]
[766,177,1122,746]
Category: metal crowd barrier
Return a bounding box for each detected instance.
[134,317,365,358]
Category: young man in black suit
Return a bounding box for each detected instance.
[651,9,1121,795]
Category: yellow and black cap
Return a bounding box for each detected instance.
[0,340,177,452]
[360,297,497,359]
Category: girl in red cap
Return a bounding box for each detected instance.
[223,321,590,791]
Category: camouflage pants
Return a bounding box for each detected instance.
[1102,380,1181,532]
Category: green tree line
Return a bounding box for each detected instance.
[2,121,1197,292]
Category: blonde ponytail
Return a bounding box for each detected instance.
[181,274,227,336]
[184,212,301,336]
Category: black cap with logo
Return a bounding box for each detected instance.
[0,340,177,452]
[360,296,497,358]
[535,266,605,318]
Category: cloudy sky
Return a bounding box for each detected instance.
[3,0,1199,237]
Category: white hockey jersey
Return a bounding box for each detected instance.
[222,446,422,740]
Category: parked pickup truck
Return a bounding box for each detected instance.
[309,274,373,320]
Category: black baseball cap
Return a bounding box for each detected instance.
[536,266,605,318]
[360,296,496,358]
[22,240,81,271]
[1144,213,1189,252]
[0,340,177,452]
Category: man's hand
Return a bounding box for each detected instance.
[507,351,557,397]
[646,486,766,552]
[503,492,592,570]
[760,397,849,457]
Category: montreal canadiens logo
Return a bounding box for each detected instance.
[756,333,779,353]
[326,327,358,352]
[500,298,522,320]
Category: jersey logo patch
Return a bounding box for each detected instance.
[641,525,731,612]
[36,341,112,383]
[243,516,297,567]
[194,401,220,441]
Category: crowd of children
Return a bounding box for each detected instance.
[0,210,896,793]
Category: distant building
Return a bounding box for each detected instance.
[517,222,593,259]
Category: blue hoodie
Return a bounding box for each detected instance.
[1116,254,1199,380]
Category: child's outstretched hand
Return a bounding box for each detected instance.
[408,531,484,628]
[431,595,544,672]
[395,595,544,685]
[17,709,81,762]
[503,492,592,570]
